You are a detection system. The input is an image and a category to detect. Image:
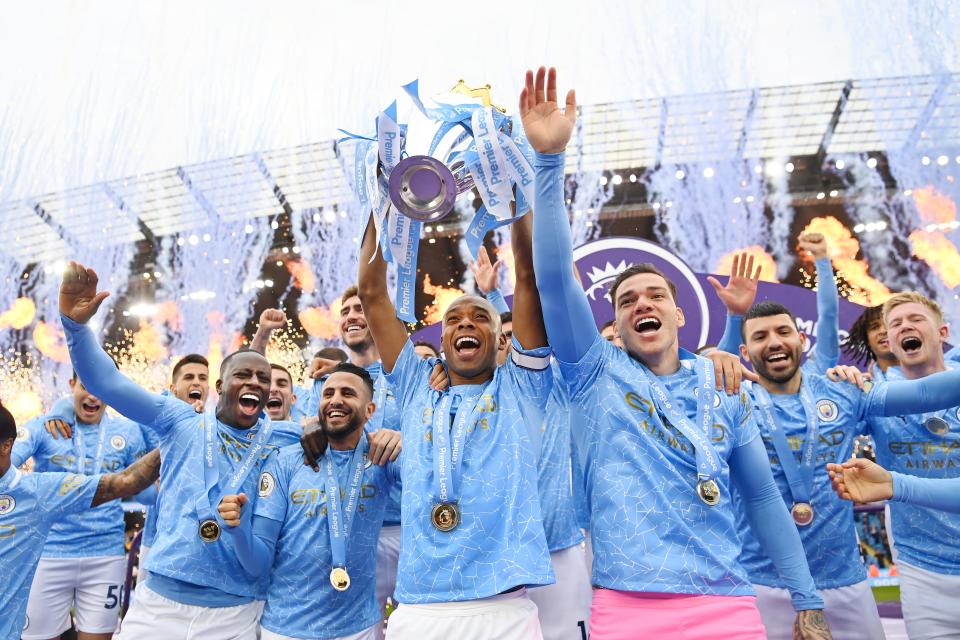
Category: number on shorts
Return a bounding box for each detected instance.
[105,584,119,609]
[578,620,587,640]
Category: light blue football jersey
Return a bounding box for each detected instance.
[538,361,584,551]
[11,412,146,557]
[0,469,100,640]
[867,361,960,574]
[255,444,399,638]
[559,334,760,596]
[736,374,884,589]
[385,340,554,603]
[142,395,301,603]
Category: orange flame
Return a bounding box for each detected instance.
[0,297,36,330]
[423,274,467,325]
[714,246,779,282]
[131,319,168,361]
[155,300,181,332]
[4,390,42,425]
[299,299,343,340]
[801,217,891,305]
[912,186,957,224]
[908,230,960,288]
[33,321,70,363]
[285,258,317,292]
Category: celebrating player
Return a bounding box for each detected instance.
[525,65,830,639]
[828,458,960,514]
[0,402,161,640]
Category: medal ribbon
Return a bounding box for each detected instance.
[367,370,389,431]
[639,356,720,484]
[752,381,818,506]
[73,422,108,475]
[194,408,274,527]
[324,436,369,571]
[431,383,492,505]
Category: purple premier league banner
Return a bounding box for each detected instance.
[413,236,866,359]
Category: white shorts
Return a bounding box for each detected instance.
[376,525,401,615]
[753,580,884,640]
[21,555,125,639]
[582,531,593,577]
[262,622,379,640]
[117,583,263,640]
[139,544,151,580]
[528,545,592,639]
[387,589,543,640]
[898,561,960,640]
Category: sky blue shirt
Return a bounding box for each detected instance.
[385,339,554,603]
[867,361,960,574]
[737,375,881,589]
[0,469,100,640]
[12,412,146,558]
[254,444,399,638]
[539,361,584,551]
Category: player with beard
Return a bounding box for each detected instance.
[714,236,839,376]
[728,300,960,639]
[849,291,960,639]
[58,261,304,639]
[11,371,149,640]
[354,195,554,637]
[216,363,401,640]
[526,65,830,639]
[0,402,163,640]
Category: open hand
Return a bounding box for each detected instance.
[469,247,502,295]
[706,253,761,316]
[429,361,449,392]
[59,261,110,324]
[705,350,759,395]
[519,66,576,155]
[45,418,73,440]
[826,458,893,503]
[367,429,402,465]
[825,365,871,391]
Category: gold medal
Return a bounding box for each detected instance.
[198,519,221,543]
[431,502,461,532]
[925,416,950,436]
[791,502,815,526]
[329,567,351,592]
[696,479,721,506]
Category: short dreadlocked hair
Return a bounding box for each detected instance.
[842,304,884,366]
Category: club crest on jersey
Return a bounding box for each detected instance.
[16,428,28,441]
[258,471,275,498]
[956,407,960,422]
[816,399,839,423]
[0,495,15,515]
[110,435,126,450]
[573,237,711,350]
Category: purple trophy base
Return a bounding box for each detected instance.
[388,155,457,222]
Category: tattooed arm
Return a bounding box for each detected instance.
[794,609,833,640]
[91,449,161,507]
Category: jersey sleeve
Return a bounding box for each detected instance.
[38,472,101,518]
[863,367,960,417]
[253,450,289,524]
[893,472,960,514]
[556,332,612,401]
[383,340,433,415]
[717,314,744,356]
[485,287,510,314]
[11,417,42,467]
[808,257,840,374]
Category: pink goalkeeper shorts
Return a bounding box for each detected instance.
[590,588,767,640]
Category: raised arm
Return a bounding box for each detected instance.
[249,309,288,355]
[707,252,762,356]
[730,438,826,615]
[800,233,839,372]
[60,262,168,427]
[356,216,409,373]
[522,66,596,362]
[873,367,960,416]
[91,449,161,507]
[470,247,510,314]
[509,208,547,349]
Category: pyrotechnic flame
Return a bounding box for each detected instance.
[33,321,70,363]
[130,320,168,361]
[105,329,170,393]
[0,297,36,330]
[265,325,308,384]
[154,300,181,332]
[800,217,891,305]
[912,186,957,224]
[423,274,467,325]
[285,258,317,292]
[714,247,779,282]
[299,299,342,340]
[908,230,960,288]
[0,354,44,424]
